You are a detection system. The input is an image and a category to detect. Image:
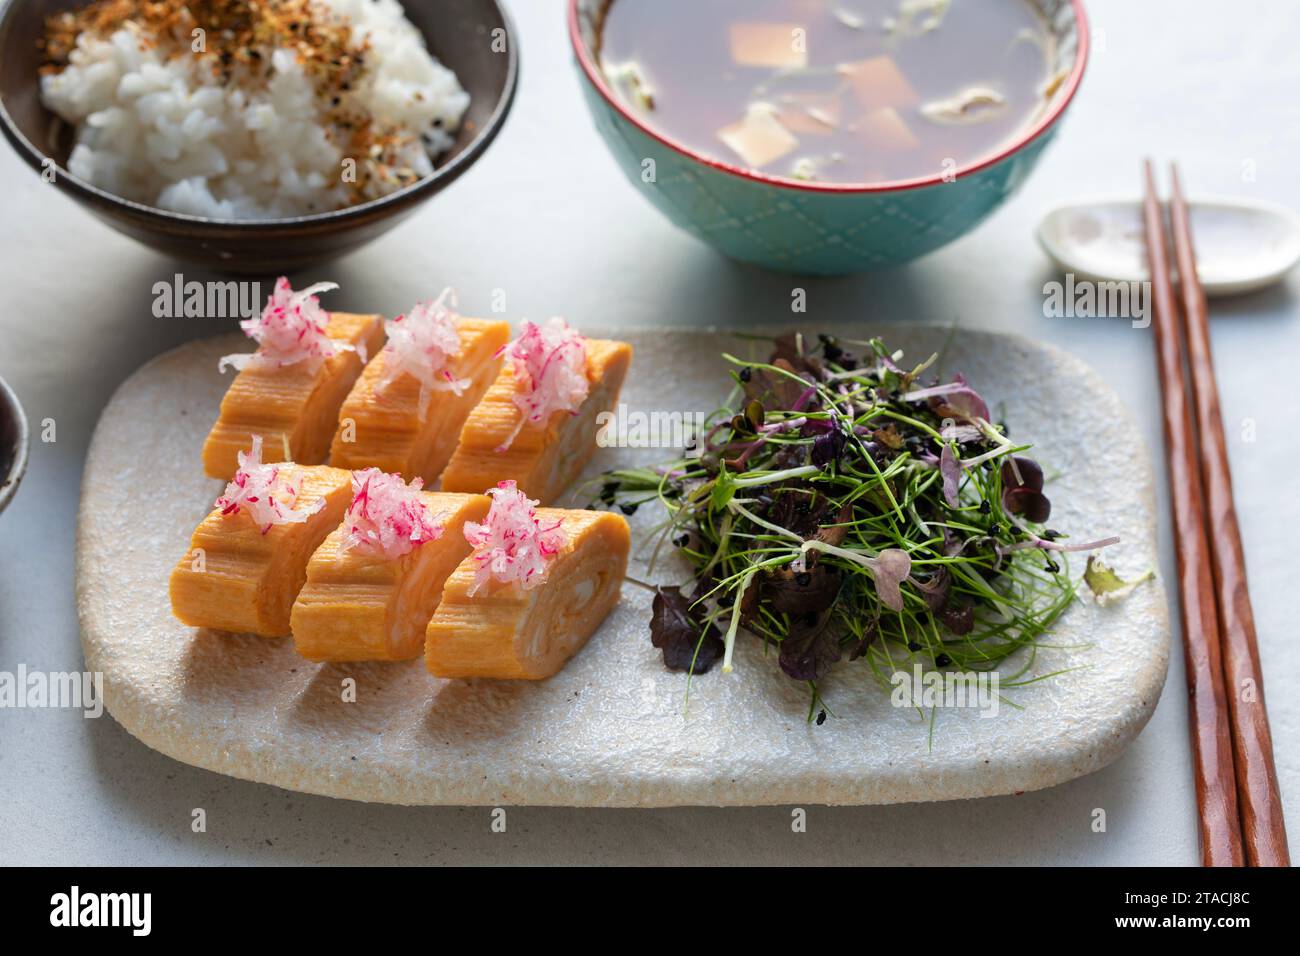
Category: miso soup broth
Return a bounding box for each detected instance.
[597,0,1059,185]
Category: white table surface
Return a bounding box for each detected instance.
[0,0,1295,866]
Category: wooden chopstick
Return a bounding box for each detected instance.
[1141,160,1244,866]
[1168,164,1291,867]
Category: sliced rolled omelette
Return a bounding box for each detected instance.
[329,316,509,483]
[170,460,353,637]
[426,508,630,680]
[440,336,632,504]
[291,491,490,662]
[203,279,384,480]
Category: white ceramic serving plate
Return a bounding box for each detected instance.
[76,327,1168,807]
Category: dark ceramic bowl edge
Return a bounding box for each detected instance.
[0,0,521,236]
[0,373,29,515]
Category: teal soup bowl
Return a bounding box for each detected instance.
[569,0,1089,276]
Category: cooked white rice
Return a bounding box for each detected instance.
[40,0,469,219]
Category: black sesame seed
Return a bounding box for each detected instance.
[619,502,638,516]
[935,653,952,667]
[815,709,827,726]
[907,641,922,652]
[739,366,753,383]
[1045,560,1060,573]
[979,500,992,515]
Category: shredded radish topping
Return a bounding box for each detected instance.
[462,480,565,595]
[496,318,589,451]
[376,288,470,411]
[338,468,443,558]
[219,277,356,372]
[214,435,323,534]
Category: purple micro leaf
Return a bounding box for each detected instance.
[939,443,962,507]
[939,600,976,635]
[1001,456,1051,522]
[910,566,951,612]
[811,427,846,467]
[777,610,841,681]
[917,375,990,424]
[1005,487,1052,523]
[870,548,912,612]
[939,422,983,443]
[1001,455,1044,492]
[650,586,724,673]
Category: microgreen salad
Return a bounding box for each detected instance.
[597,332,1143,699]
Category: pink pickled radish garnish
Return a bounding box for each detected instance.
[214,435,323,534]
[496,318,589,451]
[339,468,443,558]
[376,288,470,412]
[219,277,356,372]
[462,480,565,595]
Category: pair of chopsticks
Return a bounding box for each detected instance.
[1142,161,1290,867]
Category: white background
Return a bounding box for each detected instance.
[0,0,1295,864]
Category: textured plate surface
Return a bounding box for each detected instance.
[76,327,1169,807]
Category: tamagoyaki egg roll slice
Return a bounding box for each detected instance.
[170,438,352,637]
[203,277,384,480]
[440,319,632,504]
[329,291,509,484]
[291,474,490,662]
[426,481,630,680]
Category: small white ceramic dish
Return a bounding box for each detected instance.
[1037,195,1300,297]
